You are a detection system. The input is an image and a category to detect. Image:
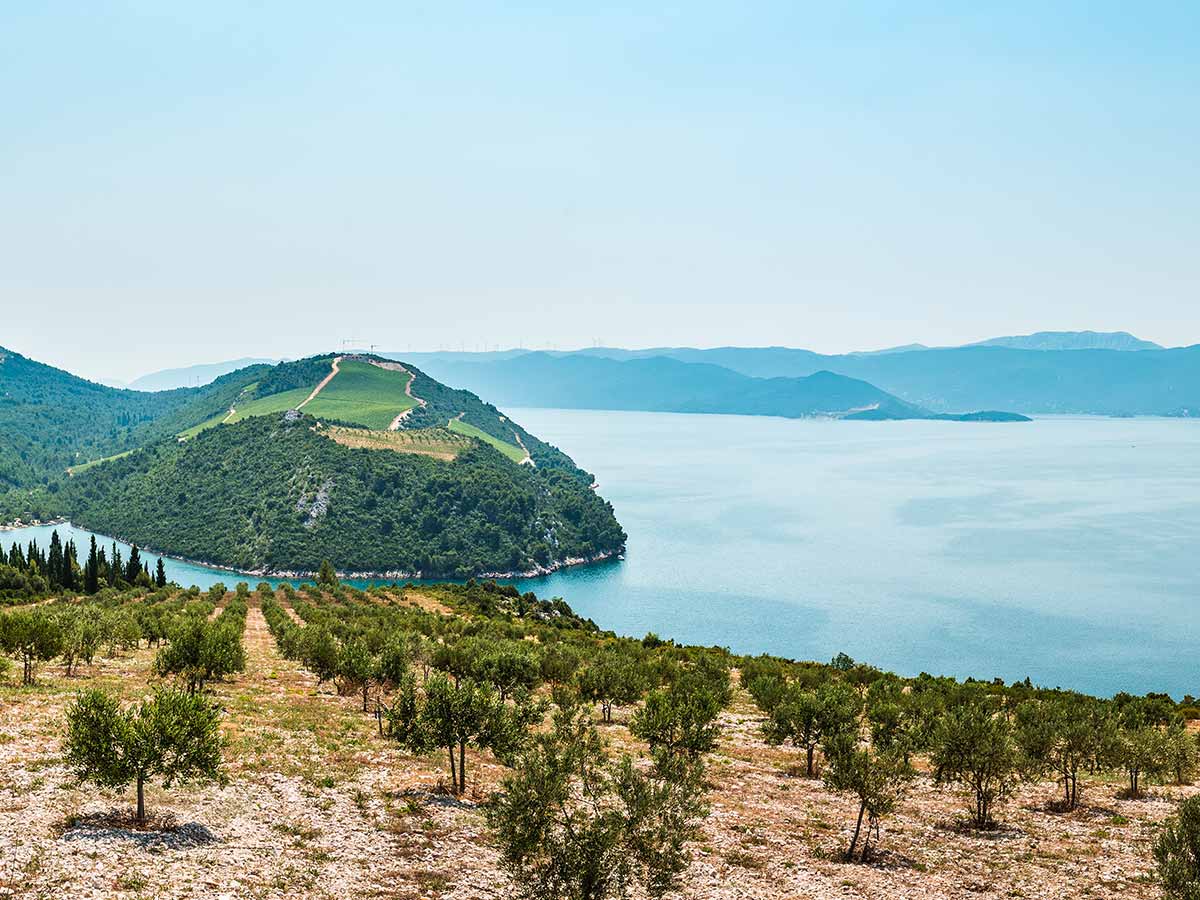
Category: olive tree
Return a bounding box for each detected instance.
[762,681,859,777]
[63,687,224,824]
[577,650,647,724]
[485,699,707,900]
[1167,719,1199,785]
[154,616,245,693]
[0,609,65,685]
[822,734,915,861]
[60,611,102,677]
[930,697,1022,829]
[630,671,724,760]
[388,672,539,794]
[1117,722,1168,798]
[1015,698,1100,810]
[335,637,376,712]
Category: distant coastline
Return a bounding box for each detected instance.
[0,519,622,583]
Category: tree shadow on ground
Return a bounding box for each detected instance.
[396,786,476,810]
[57,810,219,849]
[933,818,1025,840]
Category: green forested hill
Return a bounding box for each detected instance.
[62,414,625,577]
[0,346,624,577]
[0,346,198,488]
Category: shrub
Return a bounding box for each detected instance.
[1156,795,1200,899]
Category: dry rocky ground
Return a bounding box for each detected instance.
[0,593,1185,900]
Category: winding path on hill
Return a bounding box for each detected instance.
[297,356,342,411]
[512,432,533,467]
[376,361,426,431]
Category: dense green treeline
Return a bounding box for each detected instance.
[61,415,625,577]
[1,529,164,602]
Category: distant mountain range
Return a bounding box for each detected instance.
[390,352,1026,422]
[121,330,1199,419]
[388,331,1196,418]
[967,331,1164,352]
[128,357,281,391]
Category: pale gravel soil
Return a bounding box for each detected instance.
[0,597,1186,900]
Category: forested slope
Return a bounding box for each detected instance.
[62,414,625,577]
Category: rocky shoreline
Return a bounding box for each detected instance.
[0,517,67,532]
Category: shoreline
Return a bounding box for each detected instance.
[0,518,623,583]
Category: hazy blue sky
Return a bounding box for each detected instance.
[2,2,1197,382]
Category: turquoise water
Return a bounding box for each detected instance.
[6,411,1199,698]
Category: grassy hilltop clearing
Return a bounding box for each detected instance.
[0,348,625,578]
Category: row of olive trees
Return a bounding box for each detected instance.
[57,585,244,825]
[746,655,1200,859]
[261,583,726,900]
[0,587,215,684]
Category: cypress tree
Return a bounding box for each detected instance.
[110,543,122,587]
[48,531,64,588]
[125,545,142,584]
[62,539,78,591]
[155,558,167,588]
[85,536,100,594]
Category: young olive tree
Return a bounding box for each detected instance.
[0,608,65,685]
[388,672,539,794]
[335,637,377,712]
[1117,723,1168,798]
[822,734,915,861]
[154,616,244,693]
[486,698,708,900]
[630,670,725,760]
[931,697,1022,829]
[1167,719,1199,785]
[63,687,224,824]
[1015,698,1101,810]
[762,681,859,777]
[577,650,647,724]
[59,610,102,677]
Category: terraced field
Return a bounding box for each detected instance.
[179,361,419,439]
[323,425,472,461]
[178,383,313,440]
[168,358,534,471]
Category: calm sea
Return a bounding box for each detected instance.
[6,411,1198,698]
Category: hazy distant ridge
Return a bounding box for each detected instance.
[968,331,1163,352]
[128,357,280,391]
